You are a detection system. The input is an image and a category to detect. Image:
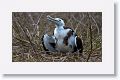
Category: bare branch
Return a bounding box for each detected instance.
[86,13,93,62]
[13,16,36,53]
[89,14,100,35]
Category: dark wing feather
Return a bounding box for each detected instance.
[63,26,83,53]
[49,43,56,49]
[76,36,83,53]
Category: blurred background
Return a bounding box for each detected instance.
[12,12,102,62]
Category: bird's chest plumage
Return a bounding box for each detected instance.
[54,28,73,52]
[54,28,70,40]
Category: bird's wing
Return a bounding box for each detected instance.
[41,35,49,51]
[41,34,57,52]
[75,36,83,53]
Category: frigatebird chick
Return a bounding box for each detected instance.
[47,15,83,53]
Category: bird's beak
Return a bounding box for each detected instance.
[47,15,58,23]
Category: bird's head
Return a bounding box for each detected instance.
[47,15,65,28]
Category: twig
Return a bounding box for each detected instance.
[72,14,87,27]
[80,13,85,22]
[13,35,30,44]
[13,15,36,53]
[86,13,93,62]
[61,56,67,62]
[27,13,43,37]
[89,14,100,35]
[27,13,35,25]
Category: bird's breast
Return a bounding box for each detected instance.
[56,39,72,52]
[54,28,70,39]
[54,28,74,52]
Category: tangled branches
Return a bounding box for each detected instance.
[12,12,102,62]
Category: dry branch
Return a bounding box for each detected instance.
[12,12,102,62]
[86,13,93,62]
[13,15,36,53]
[89,14,100,35]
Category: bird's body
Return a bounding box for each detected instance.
[54,27,75,52]
[41,15,83,53]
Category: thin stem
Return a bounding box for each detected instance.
[87,13,93,62]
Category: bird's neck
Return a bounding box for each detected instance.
[55,25,64,30]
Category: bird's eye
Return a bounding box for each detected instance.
[59,20,61,21]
